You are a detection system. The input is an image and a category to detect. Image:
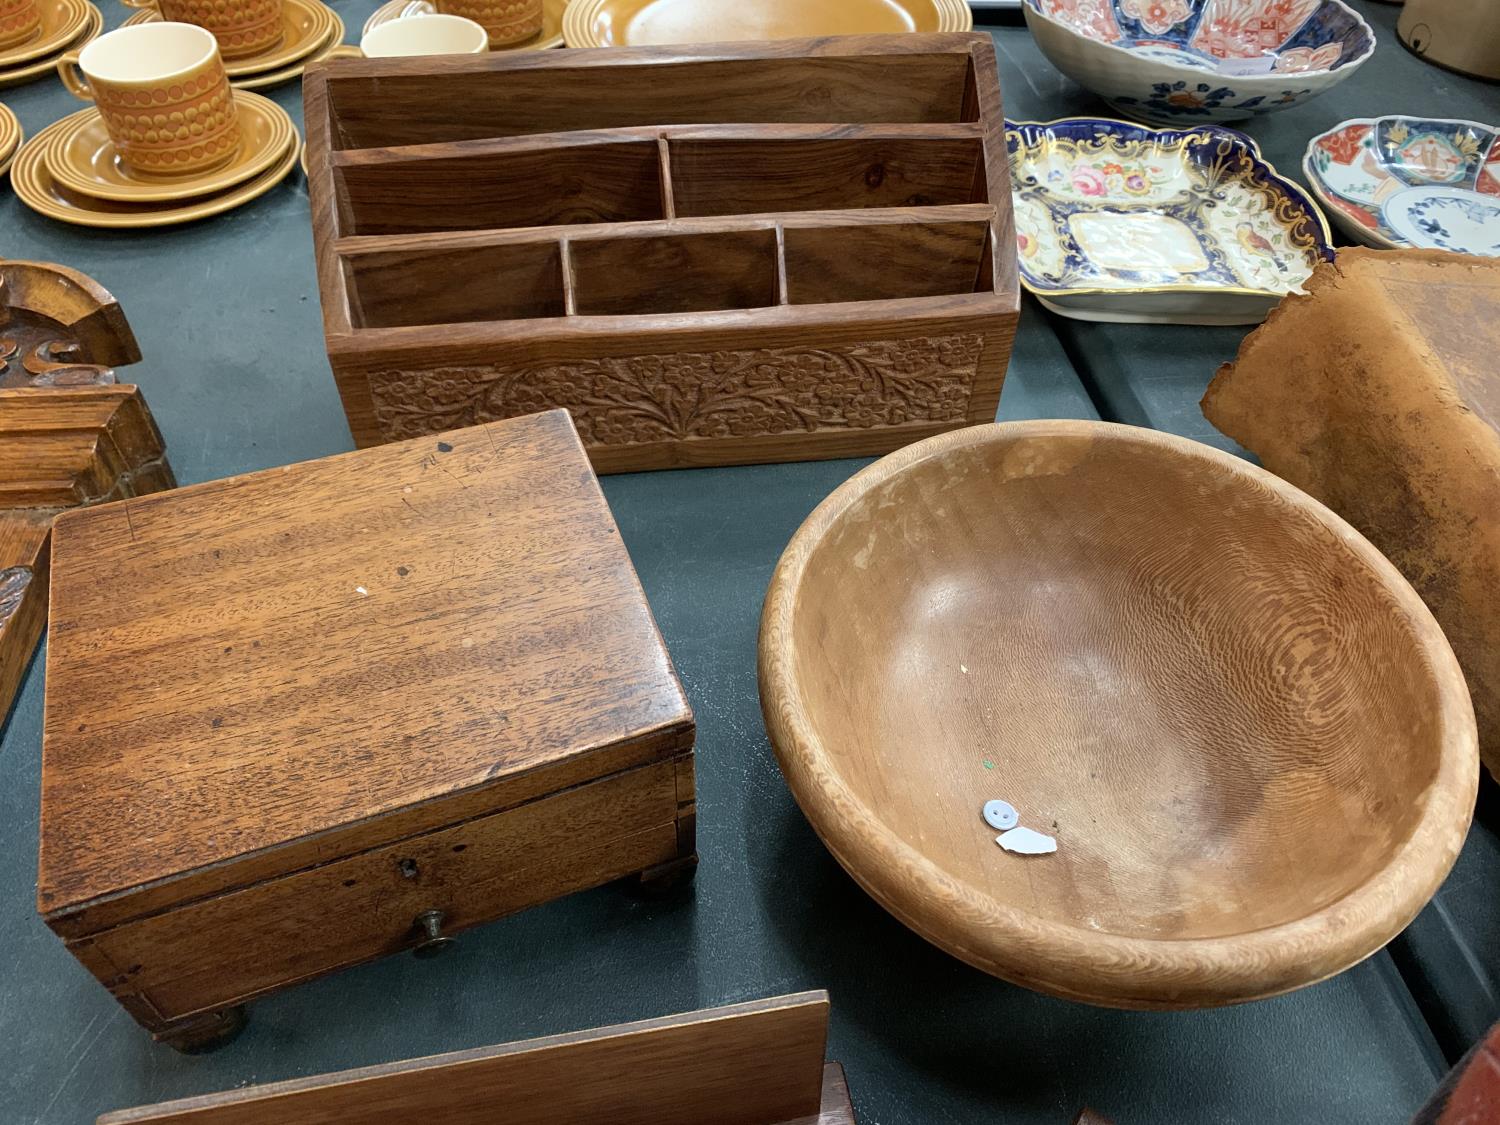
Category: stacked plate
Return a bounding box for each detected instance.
[122,0,345,88]
[0,101,19,176]
[11,91,299,227]
[0,0,101,88]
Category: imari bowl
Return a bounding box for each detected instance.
[1022,0,1374,124]
[1007,117,1333,324]
[1303,115,1500,253]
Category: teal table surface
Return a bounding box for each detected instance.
[0,4,1494,1121]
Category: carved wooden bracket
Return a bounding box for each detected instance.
[0,260,171,728]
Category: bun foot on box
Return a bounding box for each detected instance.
[631,853,699,897]
[154,1006,247,1054]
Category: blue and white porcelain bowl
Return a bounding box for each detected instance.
[1008,117,1333,323]
[1023,0,1374,124]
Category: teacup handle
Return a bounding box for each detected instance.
[323,44,364,58]
[56,51,94,101]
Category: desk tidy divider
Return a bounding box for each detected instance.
[304,35,1019,471]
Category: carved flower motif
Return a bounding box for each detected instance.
[368,336,985,445]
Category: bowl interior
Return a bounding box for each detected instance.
[788,430,1447,942]
[1026,0,1370,75]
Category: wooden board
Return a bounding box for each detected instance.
[303,35,1018,470]
[40,408,692,921]
[1203,249,1500,782]
[0,512,52,725]
[97,993,844,1124]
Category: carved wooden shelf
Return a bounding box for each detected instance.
[304,35,1019,471]
[0,259,174,726]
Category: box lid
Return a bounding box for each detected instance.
[39,410,692,923]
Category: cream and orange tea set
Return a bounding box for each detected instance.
[0,0,102,90]
[8,22,300,226]
[1,0,557,225]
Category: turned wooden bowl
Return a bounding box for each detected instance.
[759,421,1478,1008]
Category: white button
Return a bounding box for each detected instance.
[996,826,1057,855]
[982,799,1018,830]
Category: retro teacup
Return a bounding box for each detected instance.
[361,12,488,54]
[120,0,284,59]
[0,0,41,51]
[437,0,538,45]
[57,23,241,178]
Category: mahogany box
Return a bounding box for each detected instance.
[303,34,1019,472]
[38,409,696,1048]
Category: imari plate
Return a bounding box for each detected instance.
[1006,117,1332,324]
[1303,115,1500,251]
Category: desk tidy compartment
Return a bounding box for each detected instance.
[303,34,1019,471]
[38,409,696,1049]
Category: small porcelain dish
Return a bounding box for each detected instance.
[759,420,1478,1009]
[1303,115,1500,251]
[1007,117,1332,324]
[1023,0,1373,123]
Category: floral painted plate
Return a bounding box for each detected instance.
[1303,115,1500,250]
[1007,117,1332,324]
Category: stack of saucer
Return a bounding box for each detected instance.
[0,101,20,175]
[121,0,345,88]
[11,89,299,227]
[0,0,101,88]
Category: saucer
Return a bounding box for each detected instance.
[0,0,86,68]
[233,9,342,89]
[0,0,97,87]
[122,0,339,79]
[0,101,20,177]
[364,0,565,49]
[45,91,296,203]
[1383,187,1500,256]
[11,109,298,227]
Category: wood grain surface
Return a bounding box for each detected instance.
[304,35,1018,468]
[759,420,1478,1008]
[0,512,52,727]
[40,409,692,917]
[97,993,839,1124]
[1204,248,1500,782]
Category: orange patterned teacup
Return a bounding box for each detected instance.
[57,23,241,178]
[121,0,284,61]
[0,0,41,51]
[437,0,539,45]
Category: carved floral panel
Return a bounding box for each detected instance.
[367,335,984,445]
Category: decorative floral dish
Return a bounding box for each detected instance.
[1007,117,1333,324]
[1022,0,1374,124]
[1303,115,1500,251]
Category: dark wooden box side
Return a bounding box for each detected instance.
[97,993,834,1125]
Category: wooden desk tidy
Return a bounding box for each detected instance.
[303,34,1018,472]
[39,409,696,1050]
[97,992,854,1124]
[0,258,174,726]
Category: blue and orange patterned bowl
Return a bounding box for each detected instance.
[1303,115,1500,252]
[1023,0,1374,123]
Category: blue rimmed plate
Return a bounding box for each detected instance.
[1007,116,1333,324]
